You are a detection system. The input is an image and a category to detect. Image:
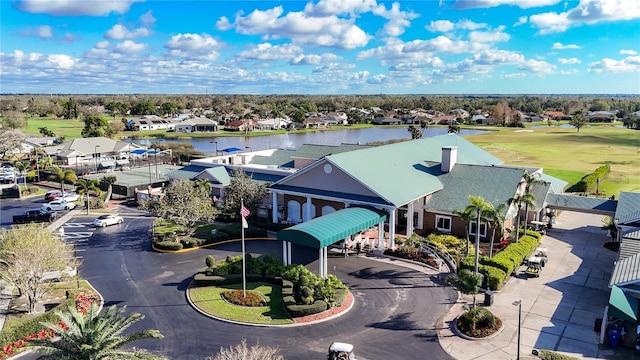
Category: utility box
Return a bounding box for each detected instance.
[484,291,495,306]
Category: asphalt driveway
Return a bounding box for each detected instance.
[71,216,457,360]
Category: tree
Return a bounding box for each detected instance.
[81,115,109,138]
[569,113,587,132]
[601,217,619,242]
[0,223,75,313]
[76,178,102,215]
[49,166,77,194]
[39,127,56,137]
[0,129,24,160]
[194,178,213,194]
[465,196,492,274]
[452,208,475,256]
[506,192,534,243]
[407,122,427,140]
[521,171,545,230]
[13,160,30,187]
[209,338,283,360]
[29,303,166,360]
[485,203,506,258]
[448,123,460,133]
[139,179,217,235]
[446,269,482,308]
[223,169,269,217]
[1,110,27,131]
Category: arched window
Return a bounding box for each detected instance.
[287,200,301,223]
[321,205,336,216]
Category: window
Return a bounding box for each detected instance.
[435,215,452,232]
[469,222,487,238]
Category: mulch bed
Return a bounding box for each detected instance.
[293,291,354,324]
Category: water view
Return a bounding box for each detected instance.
[127,127,488,155]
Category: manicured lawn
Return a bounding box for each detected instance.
[23,116,85,139]
[468,125,640,198]
[189,282,293,325]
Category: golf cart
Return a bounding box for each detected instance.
[525,256,542,278]
[328,342,356,360]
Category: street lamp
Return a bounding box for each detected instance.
[94,145,101,173]
[245,146,252,152]
[513,300,522,360]
[154,149,159,178]
[210,141,218,156]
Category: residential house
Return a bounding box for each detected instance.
[224,119,256,132]
[450,108,469,119]
[544,111,573,120]
[126,115,178,131]
[256,118,292,130]
[588,111,617,123]
[174,117,218,133]
[43,137,146,170]
[371,116,402,125]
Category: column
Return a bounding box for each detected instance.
[388,209,396,250]
[305,196,312,221]
[272,192,279,223]
[282,241,288,265]
[323,247,328,277]
[406,202,414,238]
[287,242,292,265]
[318,248,324,278]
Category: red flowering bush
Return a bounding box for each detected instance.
[221,290,266,307]
[0,293,100,358]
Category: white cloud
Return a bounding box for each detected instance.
[589,56,640,73]
[452,0,561,9]
[226,5,371,49]
[552,42,581,49]
[47,54,76,69]
[36,26,54,39]
[558,57,581,64]
[15,0,143,16]
[289,53,341,65]
[238,43,302,61]
[304,0,377,16]
[139,10,156,26]
[620,49,638,55]
[164,33,222,61]
[531,0,640,34]
[426,20,455,32]
[105,24,152,40]
[371,2,419,37]
[114,40,146,54]
[518,58,555,74]
[469,28,510,43]
[215,16,233,31]
[59,32,80,43]
[514,16,528,27]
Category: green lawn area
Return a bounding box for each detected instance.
[23,116,85,139]
[467,124,640,198]
[189,282,293,325]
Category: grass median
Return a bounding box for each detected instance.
[189,282,294,325]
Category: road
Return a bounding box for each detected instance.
[1,197,458,360]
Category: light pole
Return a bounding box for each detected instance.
[154,149,159,178]
[210,141,218,156]
[94,145,100,173]
[245,146,252,152]
[513,300,522,360]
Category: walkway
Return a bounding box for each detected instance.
[437,211,634,360]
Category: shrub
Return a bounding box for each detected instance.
[457,307,499,338]
[537,350,579,360]
[153,232,177,244]
[205,255,216,268]
[334,288,348,306]
[481,266,507,291]
[154,241,183,250]
[285,300,328,317]
[221,290,266,307]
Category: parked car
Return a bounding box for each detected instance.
[44,190,62,202]
[42,199,76,211]
[0,167,16,184]
[13,209,58,224]
[93,214,124,227]
[61,191,80,202]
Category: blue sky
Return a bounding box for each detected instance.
[1,0,639,95]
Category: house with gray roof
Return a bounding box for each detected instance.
[174,117,218,133]
[44,136,145,169]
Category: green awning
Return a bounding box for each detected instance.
[609,285,638,322]
[277,206,388,249]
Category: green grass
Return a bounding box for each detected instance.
[153,218,183,234]
[23,116,85,138]
[467,125,640,198]
[189,282,293,325]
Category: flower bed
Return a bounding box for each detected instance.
[383,247,438,268]
[221,290,267,307]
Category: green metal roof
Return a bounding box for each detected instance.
[608,285,638,322]
[166,165,208,180]
[324,134,503,206]
[423,164,524,213]
[610,252,640,287]
[546,193,617,215]
[540,173,568,193]
[277,207,388,249]
[250,143,371,168]
[199,167,231,185]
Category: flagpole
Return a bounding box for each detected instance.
[241,199,247,297]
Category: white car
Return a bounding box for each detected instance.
[42,200,76,211]
[93,214,124,227]
[62,192,80,202]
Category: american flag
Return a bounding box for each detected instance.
[240,206,250,218]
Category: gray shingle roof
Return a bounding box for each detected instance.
[610,252,640,287]
[250,143,371,168]
[615,192,640,225]
[423,164,524,213]
[546,193,618,213]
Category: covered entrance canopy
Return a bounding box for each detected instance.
[609,285,638,322]
[278,206,388,249]
[277,206,388,277]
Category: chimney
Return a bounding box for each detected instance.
[441,146,457,173]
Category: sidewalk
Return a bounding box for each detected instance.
[437,212,634,360]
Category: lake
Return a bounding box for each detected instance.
[127,127,487,155]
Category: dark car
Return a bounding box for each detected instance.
[12,209,58,224]
[44,190,62,202]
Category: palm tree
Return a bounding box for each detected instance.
[465,195,492,274]
[506,192,533,243]
[49,166,77,194]
[13,160,29,188]
[29,304,166,360]
[446,269,482,308]
[486,203,506,258]
[521,171,545,230]
[601,217,619,242]
[76,178,102,215]
[194,178,212,195]
[448,123,460,133]
[453,208,475,256]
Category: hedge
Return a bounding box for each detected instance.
[193,273,263,286]
[481,266,507,291]
[334,288,348,306]
[538,350,579,360]
[154,241,183,251]
[285,300,329,318]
